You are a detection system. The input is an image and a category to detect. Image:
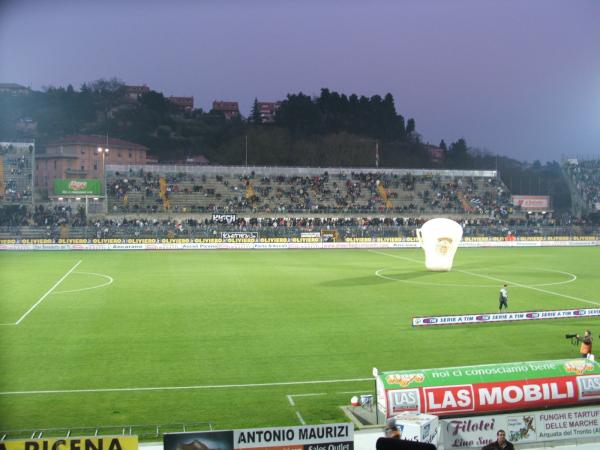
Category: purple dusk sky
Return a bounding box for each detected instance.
[1,0,599,162]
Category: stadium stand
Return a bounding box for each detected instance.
[105,166,514,217]
[2,163,599,240]
[0,142,33,204]
[0,203,593,240]
[563,158,600,216]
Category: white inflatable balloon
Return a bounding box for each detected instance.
[416,218,463,272]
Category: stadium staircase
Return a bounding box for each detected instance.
[0,155,4,199]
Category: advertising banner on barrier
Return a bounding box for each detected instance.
[0,436,138,450]
[374,359,600,418]
[441,405,600,448]
[164,424,353,450]
[1,239,600,251]
[413,308,600,327]
[221,232,258,243]
[212,214,237,223]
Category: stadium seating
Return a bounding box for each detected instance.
[563,159,600,215]
[3,164,599,240]
[0,144,33,204]
[105,167,514,217]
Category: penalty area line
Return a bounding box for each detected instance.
[0,377,372,396]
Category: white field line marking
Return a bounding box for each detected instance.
[0,377,372,396]
[375,267,577,288]
[370,250,599,307]
[12,260,82,326]
[53,272,114,294]
[286,393,326,424]
[287,393,326,406]
[295,411,306,425]
[457,268,599,307]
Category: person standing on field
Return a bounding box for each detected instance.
[577,330,593,358]
[499,284,508,311]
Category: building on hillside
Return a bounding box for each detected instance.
[124,85,150,101]
[212,101,240,120]
[168,96,194,111]
[257,101,281,123]
[16,117,37,133]
[0,83,31,95]
[36,135,147,194]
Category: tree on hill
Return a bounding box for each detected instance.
[276,92,323,136]
[250,97,261,124]
[447,138,469,167]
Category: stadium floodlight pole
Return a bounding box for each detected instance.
[97,145,109,213]
[31,139,36,208]
[245,134,248,167]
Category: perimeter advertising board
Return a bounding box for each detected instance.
[221,232,258,243]
[54,179,102,196]
[0,436,138,450]
[375,359,600,418]
[413,307,600,326]
[441,405,600,448]
[164,424,353,450]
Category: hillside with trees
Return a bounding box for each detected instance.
[0,78,570,209]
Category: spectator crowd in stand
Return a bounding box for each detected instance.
[1,147,33,203]
[2,166,599,239]
[564,159,600,213]
[0,203,595,240]
[105,169,514,217]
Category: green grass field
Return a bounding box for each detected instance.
[1,247,599,432]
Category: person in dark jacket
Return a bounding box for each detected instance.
[482,430,514,450]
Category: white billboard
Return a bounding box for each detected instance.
[511,195,550,210]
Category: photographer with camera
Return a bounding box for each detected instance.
[576,330,593,358]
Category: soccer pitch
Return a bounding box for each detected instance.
[1,247,599,432]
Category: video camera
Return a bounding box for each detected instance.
[565,334,577,339]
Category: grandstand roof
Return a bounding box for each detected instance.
[46,135,148,151]
[0,83,28,89]
[36,154,78,159]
